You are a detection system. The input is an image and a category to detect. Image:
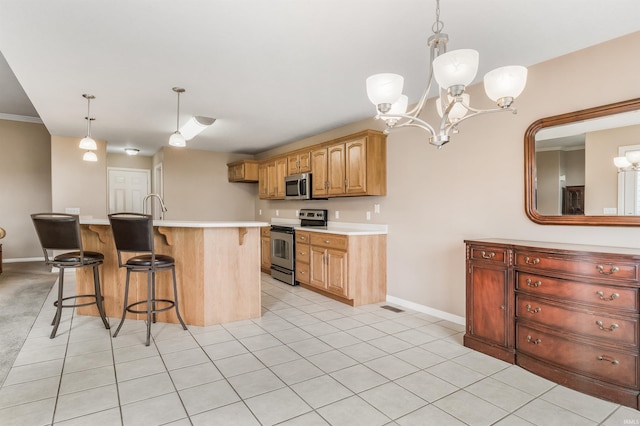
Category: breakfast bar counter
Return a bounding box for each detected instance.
[76,219,269,326]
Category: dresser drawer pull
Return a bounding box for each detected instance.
[596,355,619,366]
[595,320,619,332]
[481,251,495,259]
[524,257,540,265]
[596,291,619,301]
[525,304,541,314]
[525,278,542,288]
[596,264,620,275]
[526,335,542,345]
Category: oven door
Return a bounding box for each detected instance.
[270,228,294,270]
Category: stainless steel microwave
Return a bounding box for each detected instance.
[284,173,311,200]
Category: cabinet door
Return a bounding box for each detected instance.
[258,164,269,199]
[275,157,287,198]
[345,138,367,194]
[467,263,509,347]
[309,246,327,289]
[311,148,328,197]
[287,154,299,176]
[326,249,348,297]
[327,144,346,196]
[299,152,311,173]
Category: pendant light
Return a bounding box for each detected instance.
[79,94,97,150]
[169,87,186,147]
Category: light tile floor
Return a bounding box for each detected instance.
[1,272,640,425]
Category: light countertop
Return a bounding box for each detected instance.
[80,218,269,228]
[271,218,387,235]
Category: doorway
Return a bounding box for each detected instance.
[107,168,151,214]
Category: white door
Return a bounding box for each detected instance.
[108,168,150,214]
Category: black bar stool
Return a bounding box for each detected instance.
[108,212,187,346]
[30,213,110,338]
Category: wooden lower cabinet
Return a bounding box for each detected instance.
[465,239,640,409]
[260,226,271,273]
[298,230,386,306]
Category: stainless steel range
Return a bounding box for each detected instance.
[270,209,328,286]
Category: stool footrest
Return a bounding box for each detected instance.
[125,299,176,315]
[54,294,104,309]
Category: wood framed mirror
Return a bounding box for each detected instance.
[525,98,640,226]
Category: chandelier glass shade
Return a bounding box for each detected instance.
[614,150,640,170]
[366,0,527,147]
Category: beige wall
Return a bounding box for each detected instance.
[161,147,257,221]
[256,31,640,318]
[51,136,107,219]
[0,119,51,259]
[107,153,153,170]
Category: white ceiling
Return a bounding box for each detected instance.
[1,0,640,156]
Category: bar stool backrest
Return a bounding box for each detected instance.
[31,213,84,264]
[108,213,155,265]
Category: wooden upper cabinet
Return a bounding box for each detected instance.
[287,152,311,175]
[259,129,386,200]
[259,156,288,199]
[227,160,258,182]
[311,148,329,197]
[310,130,386,198]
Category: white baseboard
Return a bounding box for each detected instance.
[386,295,465,326]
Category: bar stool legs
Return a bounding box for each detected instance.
[112,267,187,346]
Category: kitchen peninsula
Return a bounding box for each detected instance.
[76,219,268,326]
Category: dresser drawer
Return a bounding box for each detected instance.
[296,244,310,263]
[310,233,348,250]
[296,231,310,244]
[468,244,509,266]
[516,295,638,347]
[516,272,638,312]
[517,323,638,388]
[296,262,309,284]
[515,251,639,282]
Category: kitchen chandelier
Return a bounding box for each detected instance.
[169,87,186,147]
[365,0,528,148]
[79,94,98,162]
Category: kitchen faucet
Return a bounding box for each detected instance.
[143,193,168,220]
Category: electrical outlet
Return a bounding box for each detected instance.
[65,207,80,214]
[374,204,380,214]
[259,209,262,215]
[366,211,371,220]
[335,211,340,219]
[295,210,298,217]
[276,210,279,216]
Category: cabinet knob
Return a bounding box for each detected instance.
[298,251,306,255]
[324,240,330,244]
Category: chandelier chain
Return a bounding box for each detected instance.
[432,0,444,34]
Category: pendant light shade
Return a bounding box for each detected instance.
[83,150,98,162]
[79,136,97,150]
[169,87,186,147]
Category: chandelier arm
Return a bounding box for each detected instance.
[404,42,439,118]
[378,112,436,136]
[442,106,517,136]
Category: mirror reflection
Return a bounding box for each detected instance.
[525,98,640,226]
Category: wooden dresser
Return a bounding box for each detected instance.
[465,239,640,409]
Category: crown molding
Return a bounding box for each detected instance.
[0,113,43,124]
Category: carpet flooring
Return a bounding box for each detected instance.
[0,261,57,387]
